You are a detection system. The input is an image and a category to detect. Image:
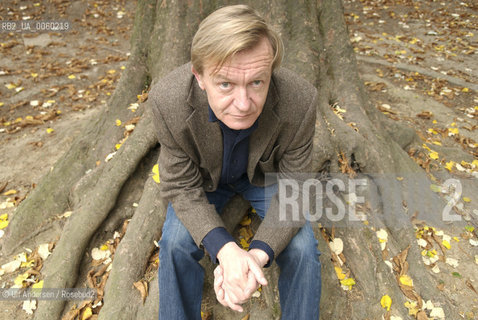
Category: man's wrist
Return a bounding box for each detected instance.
[216,241,238,263]
[248,248,269,267]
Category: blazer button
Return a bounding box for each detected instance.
[207,184,213,191]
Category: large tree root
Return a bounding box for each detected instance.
[34,114,157,320]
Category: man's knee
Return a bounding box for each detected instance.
[159,224,203,261]
[279,224,321,263]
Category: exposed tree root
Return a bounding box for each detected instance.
[357,55,478,92]
[34,114,157,320]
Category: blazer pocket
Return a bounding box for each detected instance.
[258,144,281,172]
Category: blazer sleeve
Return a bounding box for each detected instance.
[252,89,317,258]
[150,95,227,248]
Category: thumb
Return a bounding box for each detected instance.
[248,258,268,286]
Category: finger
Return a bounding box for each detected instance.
[214,274,223,295]
[224,291,244,313]
[214,265,223,276]
[244,270,258,297]
[248,259,268,286]
[216,287,227,307]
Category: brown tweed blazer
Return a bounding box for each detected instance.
[150,63,317,258]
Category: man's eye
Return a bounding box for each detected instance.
[252,80,263,86]
[219,82,230,89]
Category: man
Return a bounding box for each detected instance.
[150,5,321,319]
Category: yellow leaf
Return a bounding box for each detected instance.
[380,295,392,311]
[32,280,43,289]
[21,259,35,268]
[81,307,93,320]
[472,159,478,168]
[120,66,126,70]
[68,74,76,79]
[453,237,459,242]
[108,69,116,74]
[334,266,346,280]
[404,301,419,316]
[445,161,455,171]
[5,83,16,90]
[0,213,7,221]
[422,144,431,151]
[14,272,29,287]
[0,102,4,107]
[0,220,9,229]
[240,238,249,249]
[240,216,251,226]
[448,128,459,135]
[115,119,122,126]
[3,189,17,196]
[115,143,122,150]
[432,141,442,146]
[340,277,355,288]
[432,120,437,124]
[100,244,109,251]
[152,164,160,183]
[399,275,414,287]
[442,240,451,249]
[429,152,439,160]
[463,197,471,203]
[31,73,38,78]
[462,88,469,93]
[46,128,54,134]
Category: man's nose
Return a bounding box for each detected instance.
[234,87,251,111]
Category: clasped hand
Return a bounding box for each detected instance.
[214,242,268,312]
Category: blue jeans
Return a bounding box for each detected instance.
[158,175,321,319]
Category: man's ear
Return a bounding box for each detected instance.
[191,66,205,90]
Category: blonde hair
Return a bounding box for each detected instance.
[191,5,283,75]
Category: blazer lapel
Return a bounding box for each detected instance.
[186,79,223,186]
[248,78,280,177]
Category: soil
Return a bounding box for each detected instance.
[0,0,477,319]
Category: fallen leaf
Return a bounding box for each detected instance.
[3,189,17,196]
[32,280,44,289]
[22,300,36,315]
[381,294,392,311]
[445,258,459,268]
[399,275,414,287]
[340,277,355,290]
[334,266,346,280]
[442,240,451,249]
[81,306,93,320]
[1,259,21,273]
[329,237,344,255]
[115,119,122,126]
[133,280,148,304]
[152,164,160,183]
[430,307,445,318]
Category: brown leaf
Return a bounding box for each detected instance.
[416,111,433,119]
[133,280,148,304]
[466,279,478,295]
[416,310,429,320]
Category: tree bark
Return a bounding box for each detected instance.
[1,1,469,319]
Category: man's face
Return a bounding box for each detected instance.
[192,37,273,130]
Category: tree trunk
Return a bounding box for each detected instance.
[1,1,471,319]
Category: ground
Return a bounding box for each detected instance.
[0,0,477,319]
